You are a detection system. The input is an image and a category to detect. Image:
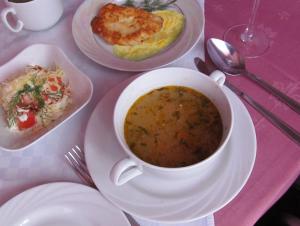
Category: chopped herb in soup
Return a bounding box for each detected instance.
[124,86,223,168]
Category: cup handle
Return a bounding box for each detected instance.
[209,70,226,86]
[1,7,24,32]
[110,158,143,186]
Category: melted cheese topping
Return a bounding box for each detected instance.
[113,10,185,61]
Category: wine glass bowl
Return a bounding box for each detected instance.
[223,0,270,58]
[224,24,269,58]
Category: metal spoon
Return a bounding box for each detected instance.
[194,57,300,146]
[207,38,300,114]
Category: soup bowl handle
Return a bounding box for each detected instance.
[110,158,143,186]
[209,70,226,86]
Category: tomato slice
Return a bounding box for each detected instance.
[50,85,58,92]
[56,76,62,85]
[43,94,48,101]
[17,111,36,130]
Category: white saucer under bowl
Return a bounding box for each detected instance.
[84,75,257,223]
[0,182,130,226]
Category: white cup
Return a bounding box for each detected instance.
[111,67,234,186]
[1,0,63,32]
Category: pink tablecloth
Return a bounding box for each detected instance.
[0,0,299,226]
[205,0,300,225]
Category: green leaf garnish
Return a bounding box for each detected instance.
[7,75,46,127]
[123,0,177,11]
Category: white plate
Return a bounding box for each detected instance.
[0,182,130,226]
[72,0,204,71]
[0,44,93,151]
[84,75,257,223]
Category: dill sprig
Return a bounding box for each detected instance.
[39,106,52,126]
[7,95,20,127]
[7,75,46,127]
[123,0,135,6]
[123,0,177,11]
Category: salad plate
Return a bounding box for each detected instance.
[0,182,130,226]
[84,74,257,223]
[72,0,204,71]
[0,44,93,151]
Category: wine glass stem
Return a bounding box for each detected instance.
[241,0,261,43]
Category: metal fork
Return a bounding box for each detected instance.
[65,145,96,188]
[65,146,145,226]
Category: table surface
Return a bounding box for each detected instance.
[0,1,299,226]
[205,1,300,226]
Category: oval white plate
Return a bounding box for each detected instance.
[0,182,130,226]
[0,44,93,151]
[72,0,204,71]
[84,74,257,223]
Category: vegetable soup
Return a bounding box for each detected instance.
[124,86,223,168]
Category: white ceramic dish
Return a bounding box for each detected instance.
[0,182,131,226]
[111,68,233,186]
[1,0,63,32]
[0,44,93,151]
[84,74,257,223]
[72,0,204,71]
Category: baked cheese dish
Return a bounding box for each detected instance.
[91,3,164,46]
[90,2,185,61]
[0,65,71,131]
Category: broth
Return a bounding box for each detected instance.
[124,86,223,168]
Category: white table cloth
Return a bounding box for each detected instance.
[0,1,212,225]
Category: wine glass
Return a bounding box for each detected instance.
[223,0,269,58]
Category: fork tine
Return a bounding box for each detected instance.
[65,146,97,188]
[72,145,86,164]
[68,152,91,179]
[67,150,96,187]
[75,145,82,154]
[65,154,92,185]
[69,150,90,177]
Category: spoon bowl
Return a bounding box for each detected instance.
[206,38,300,114]
[207,38,245,75]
